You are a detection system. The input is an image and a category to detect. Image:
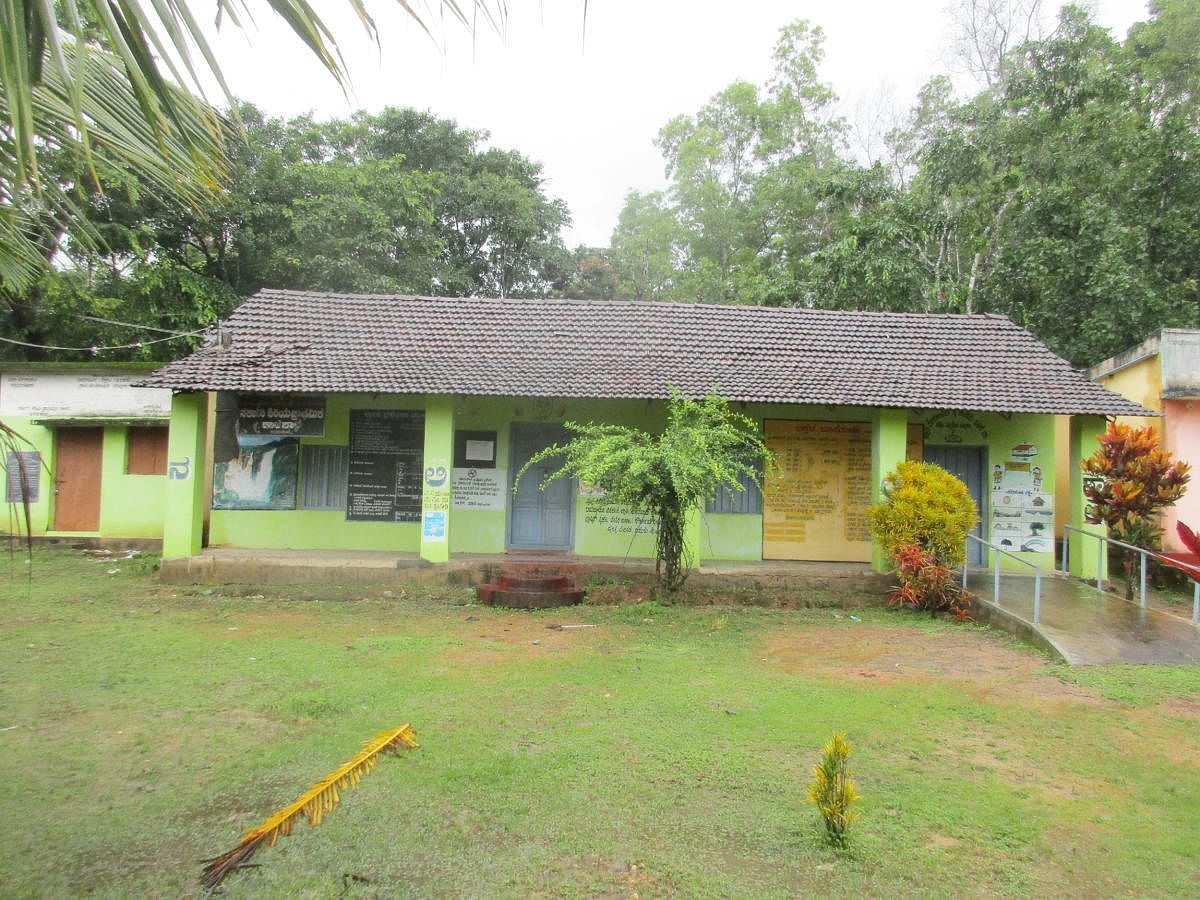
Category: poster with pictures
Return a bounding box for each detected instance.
[990,445,1052,553]
[212,436,299,510]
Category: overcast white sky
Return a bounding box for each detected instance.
[203,0,1153,247]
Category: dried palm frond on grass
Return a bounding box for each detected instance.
[200,724,419,891]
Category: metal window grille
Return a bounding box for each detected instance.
[300,445,348,510]
[5,451,40,503]
[705,468,762,515]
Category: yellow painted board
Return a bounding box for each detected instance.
[763,420,872,562]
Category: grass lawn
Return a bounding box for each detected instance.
[3,548,1200,898]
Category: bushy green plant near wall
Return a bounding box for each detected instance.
[515,388,771,592]
[869,461,978,569]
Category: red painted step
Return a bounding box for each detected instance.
[476,571,586,609]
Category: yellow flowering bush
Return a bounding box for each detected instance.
[869,461,978,569]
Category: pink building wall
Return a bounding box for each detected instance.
[1164,398,1200,551]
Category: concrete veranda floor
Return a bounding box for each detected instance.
[968,569,1200,666]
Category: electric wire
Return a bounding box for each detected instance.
[0,328,209,353]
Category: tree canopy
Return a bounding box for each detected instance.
[0,0,502,294]
[2,105,571,360]
[604,3,1200,367]
[9,2,1200,372]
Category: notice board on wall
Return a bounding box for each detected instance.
[346,410,424,522]
[763,420,872,562]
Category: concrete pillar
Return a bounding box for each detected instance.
[1069,415,1108,582]
[871,408,909,572]
[162,392,209,559]
[420,396,454,563]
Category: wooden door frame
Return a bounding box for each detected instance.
[52,426,104,532]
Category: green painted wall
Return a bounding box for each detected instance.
[700,513,762,562]
[0,417,165,538]
[913,409,1059,572]
[99,426,166,537]
[1,416,53,534]
[872,409,910,572]
[162,393,208,557]
[1069,415,1109,582]
[187,390,1077,573]
[419,397,453,563]
[207,393,423,553]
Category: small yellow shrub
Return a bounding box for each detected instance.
[806,731,860,847]
[869,461,978,569]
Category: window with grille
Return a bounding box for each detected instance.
[5,451,40,503]
[705,468,762,515]
[301,445,348,510]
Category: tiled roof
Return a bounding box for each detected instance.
[138,289,1150,415]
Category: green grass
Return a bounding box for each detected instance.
[3,547,1200,897]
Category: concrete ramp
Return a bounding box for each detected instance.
[968,570,1200,666]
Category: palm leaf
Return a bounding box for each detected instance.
[0,37,234,291]
[200,723,419,890]
[1,0,506,292]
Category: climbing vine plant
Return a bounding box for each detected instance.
[516,388,771,591]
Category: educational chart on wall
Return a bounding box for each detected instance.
[990,442,1053,553]
[763,420,872,561]
[212,436,299,510]
[346,410,424,522]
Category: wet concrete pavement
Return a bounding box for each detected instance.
[967,570,1200,666]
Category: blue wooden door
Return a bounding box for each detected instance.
[924,445,986,565]
[508,424,574,550]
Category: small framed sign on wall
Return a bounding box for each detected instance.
[453,430,497,468]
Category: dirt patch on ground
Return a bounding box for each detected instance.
[765,621,1105,709]
[441,613,614,668]
[766,623,1045,680]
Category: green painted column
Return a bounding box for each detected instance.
[1069,415,1108,582]
[162,392,209,558]
[420,396,454,563]
[871,407,909,573]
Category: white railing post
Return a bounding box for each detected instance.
[1139,552,1148,609]
[1193,582,1199,627]
[1033,571,1042,624]
[994,550,1001,607]
[1097,539,1104,590]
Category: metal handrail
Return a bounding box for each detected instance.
[963,533,1044,624]
[1062,524,1200,626]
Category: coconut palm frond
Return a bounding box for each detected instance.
[0,0,506,292]
[0,36,235,292]
[199,724,419,891]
